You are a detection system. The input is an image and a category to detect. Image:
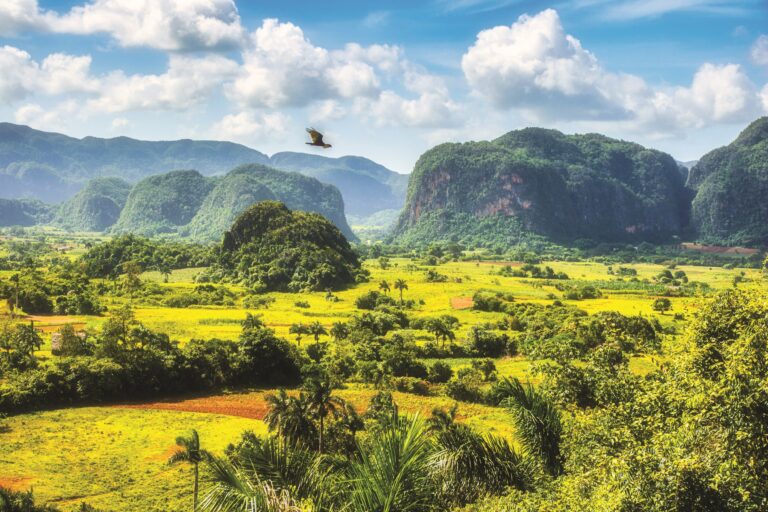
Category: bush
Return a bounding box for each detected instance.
[392,376,430,395]
[427,361,454,383]
[467,327,509,358]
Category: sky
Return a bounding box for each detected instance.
[0,1,767,173]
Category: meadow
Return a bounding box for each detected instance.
[1,242,765,511]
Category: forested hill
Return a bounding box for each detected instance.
[393,128,691,246]
[0,124,406,218]
[0,123,269,202]
[687,117,768,246]
[269,152,408,216]
[110,165,355,241]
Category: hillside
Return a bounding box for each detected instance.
[216,201,361,291]
[111,170,214,235]
[55,177,133,231]
[0,124,405,220]
[0,123,269,202]
[687,117,768,246]
[269,152,408,216]
[393,128,690,246]
[0,198,53,227]
[185,164,355,241]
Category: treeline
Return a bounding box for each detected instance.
[80,234,215,278]
[0,310,300,414]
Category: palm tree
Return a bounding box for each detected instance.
[168,429,210,511]
[288,323,309,347]
[265,389,291,439]
[345,413,435,511]
[282,393,317,447]
[304,376,345,453]
[379,280,391,295]
[393,279,408,304]
[330,322,349,342]
[496,377,563,476]
[426,318,454,349]
[307,321,327,347]
[9,273,18,320]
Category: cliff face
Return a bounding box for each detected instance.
[394,128,689,245]
[687,117,768,246]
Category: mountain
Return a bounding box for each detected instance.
[217,201,361,292]
[393,128,690,246]
[0,198,53,227]
[0,124,405,220]
[111,170,215,235]
[269,152,408,216]
[0,123,269,202]
[55,177,133,231]
[185,164,355,241]
[687,117,768,246]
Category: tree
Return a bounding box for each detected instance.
[426,318,455,349]
[289,323,309,347]
[13,322,42,358]
[121,260,143,300]
[496,377,563,476]
[265,389,292,440]
[307,321,327,347]
[168,429,210,511]
[379,280,391,295]
[9,273,19,320]
[304,375,345,453]
[330,322,349,342]
[652,297,672,315]
[158,262,172,283]
[394,279,408,304]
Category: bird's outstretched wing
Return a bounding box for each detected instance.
[306,128,324,145]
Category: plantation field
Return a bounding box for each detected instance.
[118,259,763,342]
[3,251,766,511]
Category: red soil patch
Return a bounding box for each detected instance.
[0,476,33,491]
[148,444,182,462]
[680,243,759,255]
[450,296,474,309]
[113,392,271,420]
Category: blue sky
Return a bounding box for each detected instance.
[0,0,767,172]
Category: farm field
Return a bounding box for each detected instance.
[1,239,766,511]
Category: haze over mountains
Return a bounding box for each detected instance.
[0,123,406,218]
[0,118,767,247]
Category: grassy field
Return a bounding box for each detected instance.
[2,253,766,510]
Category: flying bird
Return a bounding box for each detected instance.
[306,128,332,148]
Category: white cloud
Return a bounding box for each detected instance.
[751,35,768,66]
[577,0,751,21]
[310,100,348,123]
[0,46,99,103]
[210,111,289,145]
[14,100,81,130]
[228,20,398,109]
[0,0,44,35]
[1,0,244,51]
[88,54,238,113]
[111,117,129,129]
[462,9,765,133]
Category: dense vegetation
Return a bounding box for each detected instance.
[79,234,214,278]
[394,128,691,246]
[110,170,215,236]
[54,177,132,232]
[213,201,363,291]
[184,164,355,241]
[688,116,768,246]
[0,198,53,227]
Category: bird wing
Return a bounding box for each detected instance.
[306,128,324,145]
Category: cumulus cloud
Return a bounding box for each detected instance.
[210,111,289,145]
[751,35,768,66]
[227,19,386,108]
[1,0,244,51]
[14,100,81,130]
[462,9,766,133]
[88,54,238,113]
[0,46,99,103]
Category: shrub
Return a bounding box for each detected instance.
[427,361,453,383]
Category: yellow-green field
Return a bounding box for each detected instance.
[2,255,766,510]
